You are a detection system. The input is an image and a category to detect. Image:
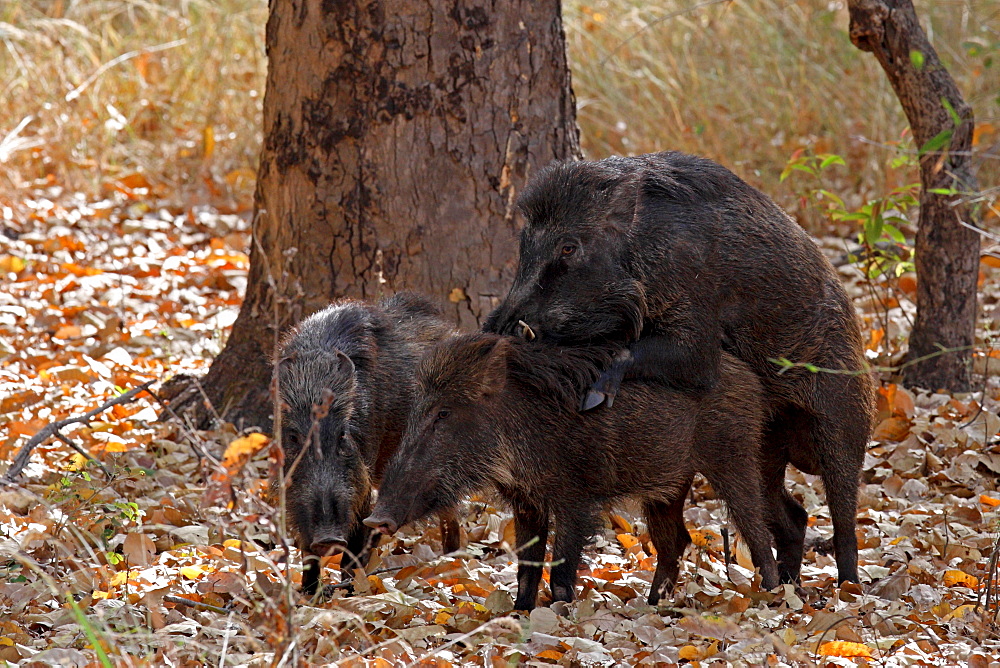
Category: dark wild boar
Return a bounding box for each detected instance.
[484,151,875,585]
[364,333,779,610]
[275,292,460,595]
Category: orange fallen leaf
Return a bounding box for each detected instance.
[818,641,872,658]
[0,255,26,274]
[873,416,910,442]
[220,433,269,474]
[367,575,387,595]
[896,272,917,297]
[943,570,979,588]
[609,513,632,533]
[54,324,82,339]
[535,649,563,660]
[867,327,885,351]
[980,495,1000,508]
[617,533,639,549]
[981,254,1000,269]
[678,645,703,661]
[689,529,721,548]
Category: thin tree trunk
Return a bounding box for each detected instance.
[847,0,980,391]
[168,0,580,429]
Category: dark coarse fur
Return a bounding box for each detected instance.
[366,333,780,610]
[273,292,458,595]
[483,151,876,585]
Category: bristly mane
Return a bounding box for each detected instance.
[517,152,747,230]
[276,300,380,375]
[517,158,629,230]
[504,337,619,410]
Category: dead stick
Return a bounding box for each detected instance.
[164,594,232,615]
[51,430,111,478]
[2,380,155,482]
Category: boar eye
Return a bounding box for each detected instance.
[436,409,451,421]
[560,244,577,257]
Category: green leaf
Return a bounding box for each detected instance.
[883,224,906,243]
[918,129,953,156]
[816,189,846,209]
[941,97,962,126]
[818,154,846,169]
[864,214,884,245]
[66,595,114,668]
[890,154,917,169]
[928,187,960,195]
[910,49,925,70]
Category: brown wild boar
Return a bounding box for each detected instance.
[364,333,779,610]
[274,292,460,595]
[484,151,875,585]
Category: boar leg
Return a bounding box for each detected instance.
[302,552,322,595]
[549,508,600,604]
[337,519,376,587]
[701,464,780,590]
[765,481,808,584]
[512,503,550,610]
[438,508,462,554]
[812,415,864,585]
[643,492,692,605]
[759,420,808,584]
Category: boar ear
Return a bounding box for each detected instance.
[333,350,356,391]
[476,337,509,397]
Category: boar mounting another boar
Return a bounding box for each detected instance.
[273,292,460,595]
[365,333,780,610]
[484,151,875,585]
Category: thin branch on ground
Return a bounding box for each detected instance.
[2,380,155,483]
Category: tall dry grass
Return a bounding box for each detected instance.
[0,0,996,230]
[565,0,1000,231]
[0,0,266,204]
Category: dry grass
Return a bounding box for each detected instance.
[0,0,996,231]
[567,0,1000,231]
[0,0,266,204]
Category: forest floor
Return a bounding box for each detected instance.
[0,185,999,667]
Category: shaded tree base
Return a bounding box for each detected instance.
[901,343,973,393]
[159,334,274,433]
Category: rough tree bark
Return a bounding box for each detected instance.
[847,0,980,391]
[170,0,580,429]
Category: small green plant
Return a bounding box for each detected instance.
[47,460,148,565]
[782,149,918,280]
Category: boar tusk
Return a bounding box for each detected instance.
[517,320,536,341]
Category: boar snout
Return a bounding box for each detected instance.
[309,532,348,557]
[363,514,398,535]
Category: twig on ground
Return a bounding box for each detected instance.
[51,430,111,477]
[2,380,155,483]
[164,594,233,616]
[147,387,218,464]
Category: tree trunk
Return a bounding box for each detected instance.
[847,0,980,391]
[170,0,580,429]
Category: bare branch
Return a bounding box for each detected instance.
[2,380,155,483]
